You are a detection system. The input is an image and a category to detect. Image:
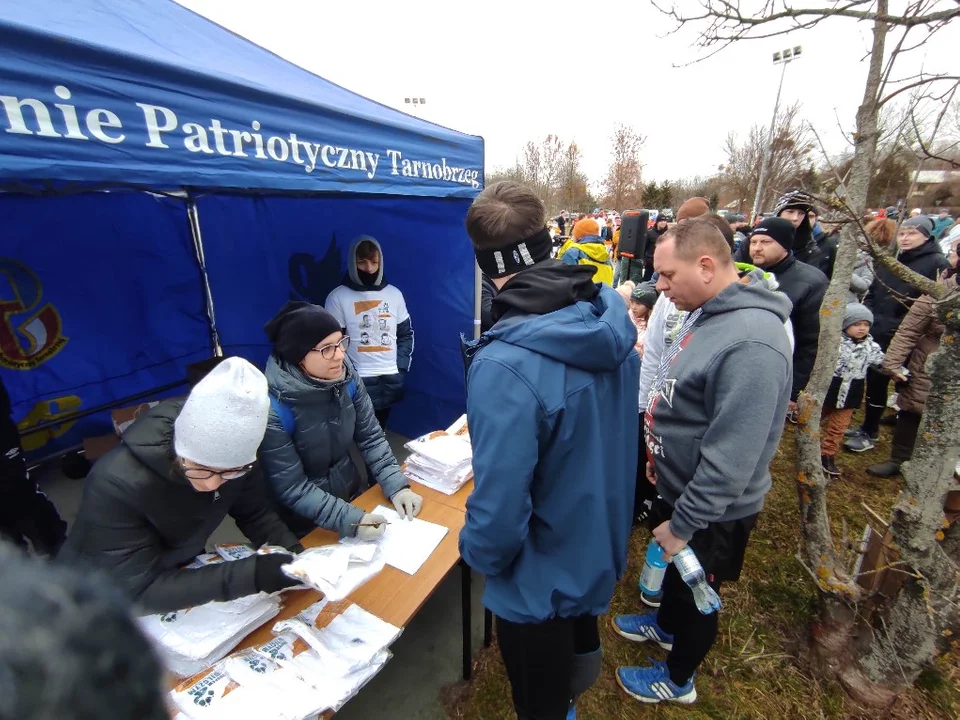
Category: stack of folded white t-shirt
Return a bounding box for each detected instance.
[167,600,400,719]
[140,546,284,678]
[402,425,473,495]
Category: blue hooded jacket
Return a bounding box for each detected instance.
[459,283,640,623]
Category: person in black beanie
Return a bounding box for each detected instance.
[735,189,825,270]
[259,301,421,541]
[748,217,829,415]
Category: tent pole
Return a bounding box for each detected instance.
[473,261,482,340]
[186,199,223,357]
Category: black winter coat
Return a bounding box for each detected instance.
[865,239,949,344]
[792,222,826,270]
[643,226,666,268]
[766,254,829,400]
[813,225,838,278]
[59,401,299,614]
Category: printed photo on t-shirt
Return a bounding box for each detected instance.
[325,285,408,377]
[349,300,394,353]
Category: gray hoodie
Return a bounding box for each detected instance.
[644,281,793,541]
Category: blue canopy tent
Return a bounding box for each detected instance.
[0,0,484,460]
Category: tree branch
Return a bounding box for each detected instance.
[879,75,960,108]
[668,0,960,34]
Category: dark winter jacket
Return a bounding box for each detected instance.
[59,401,299,614]
[480,273,497,333]
[259,355,407,539]
[643,225,667,270]
[813,222,838,277]
[865,239,949,344]
[792,216,826,270]
[0,376,9,418]
[764,254,829,400]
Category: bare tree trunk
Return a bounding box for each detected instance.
[795,6,888,601]
[794,4,960,700]
[853,303,960,697]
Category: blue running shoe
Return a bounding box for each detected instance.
[611,613,674,650]
[617,659,697,704]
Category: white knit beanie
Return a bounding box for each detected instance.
[174,357,270,469]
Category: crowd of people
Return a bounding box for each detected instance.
[1,180,957,719]
[464,182,958,718]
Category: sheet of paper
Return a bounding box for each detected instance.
[341,505,448,575]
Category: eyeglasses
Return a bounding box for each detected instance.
[181,461,256,481]
[309,336,350,360]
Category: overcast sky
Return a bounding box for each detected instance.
[177,0,953,188]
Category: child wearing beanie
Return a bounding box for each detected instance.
[628,282,658,357]
[820,304,885,478]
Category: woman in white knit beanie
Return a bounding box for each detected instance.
[59,357,304,614]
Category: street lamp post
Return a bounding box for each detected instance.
[751,46,802,221]
[403,97,427,116]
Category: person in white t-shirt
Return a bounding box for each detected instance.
[325,236,414,429]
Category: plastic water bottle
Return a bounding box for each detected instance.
[672,547,723,615]
[639,540,668,595]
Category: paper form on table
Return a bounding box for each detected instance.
[340,504,448,575]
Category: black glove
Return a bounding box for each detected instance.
[287,543,306,554]
[254,553,299,593]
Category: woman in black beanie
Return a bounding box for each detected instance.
[259,301,423,540]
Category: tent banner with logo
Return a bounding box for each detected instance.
[0,192,211,454]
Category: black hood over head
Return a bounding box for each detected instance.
[491,260,598,324]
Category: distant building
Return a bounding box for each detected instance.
[910,170,960,197]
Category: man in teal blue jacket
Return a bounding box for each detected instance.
[460,181,640,720]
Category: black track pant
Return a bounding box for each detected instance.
[496,613,600,720]
[862,335,892,436]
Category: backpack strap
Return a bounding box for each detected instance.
[268,393,296,435]
[269,383,356,436]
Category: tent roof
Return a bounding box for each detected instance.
[0,0,484,197]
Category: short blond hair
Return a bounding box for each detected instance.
[466,181,545,250]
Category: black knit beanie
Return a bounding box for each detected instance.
[750,217,796,252]
[264,301,343,365]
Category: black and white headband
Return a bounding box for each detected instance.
[474,227,553,279]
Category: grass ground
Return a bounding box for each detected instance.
[441,416,960,719]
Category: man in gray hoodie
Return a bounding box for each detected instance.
[613,218,793,705]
